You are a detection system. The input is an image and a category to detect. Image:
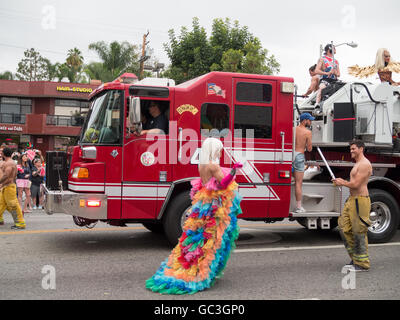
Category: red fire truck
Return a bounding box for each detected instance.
[44,72,400,245]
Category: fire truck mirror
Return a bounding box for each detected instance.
[128,96,142,134]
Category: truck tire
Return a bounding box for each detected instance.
[142,222,164,234]
[163,191,192,246]
[368,189,400,244]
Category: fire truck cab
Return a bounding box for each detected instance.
[44,72,400,245]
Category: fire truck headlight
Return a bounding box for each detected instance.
[72,167,89,179]
[281,82,294,94]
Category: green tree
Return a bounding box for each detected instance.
[163,17,280,83]
[221,49,243,72]
[16,48,56,81]
[87,41,139,82]
[241,39,280,75]
[164,18,213,81]
[0,71,14,80]
[84,62,112,83]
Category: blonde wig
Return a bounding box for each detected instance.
[199,137,223,165]
[375,48,390,71]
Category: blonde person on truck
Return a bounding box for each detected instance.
[348,48,400,86]
[293,112,314,213]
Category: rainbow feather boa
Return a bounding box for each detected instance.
[146,180,242,294]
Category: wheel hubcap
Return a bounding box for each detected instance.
[180,206,192,228]
[369,201,391,235]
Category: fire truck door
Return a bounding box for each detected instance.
[231,78,279,219]
[121,99,171,220]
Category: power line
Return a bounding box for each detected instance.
[0,42,99,61]
[0,7,169,36]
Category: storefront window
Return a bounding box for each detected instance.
[0,97,31,124]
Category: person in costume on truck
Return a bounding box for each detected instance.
[348,48,400,86]
[314,44,341,112]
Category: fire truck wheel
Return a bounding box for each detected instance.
[163,191,191,246]
[142,222,164,234]
[368,189,400,244]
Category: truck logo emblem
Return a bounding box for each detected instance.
[141,152,155,166]
[177,104,198,115]
[111,150,118,158]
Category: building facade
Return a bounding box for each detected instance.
[0,79,100,154]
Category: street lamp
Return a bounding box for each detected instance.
[319,41,358,57]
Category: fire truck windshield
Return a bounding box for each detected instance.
[81,89,123,145]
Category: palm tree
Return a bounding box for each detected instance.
[88,41,139,82]
[65,47,84,83]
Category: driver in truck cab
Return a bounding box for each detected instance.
[135,101,169,136]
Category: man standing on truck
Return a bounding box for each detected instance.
[293,112,314,213]
[333,140,372,272]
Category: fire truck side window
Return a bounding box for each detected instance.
[200,103,229,137]
[234,105,272,139]
[236,82,272,103]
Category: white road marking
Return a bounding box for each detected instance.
[235,242,400,253]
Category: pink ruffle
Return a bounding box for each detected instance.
[190,167,233,197]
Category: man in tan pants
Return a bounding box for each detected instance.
[0,147,26,229]
[333,140,372,271]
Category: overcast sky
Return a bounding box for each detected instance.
[1,0,399,93]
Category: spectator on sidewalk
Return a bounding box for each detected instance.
[30,158,45,210]
[16,153,32,213]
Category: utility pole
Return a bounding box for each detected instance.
[139,31,149,80]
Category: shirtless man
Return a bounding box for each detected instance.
[0,147,26,229]
[333,140,372,272]
[293,113,314,213]
[303,64,320,97]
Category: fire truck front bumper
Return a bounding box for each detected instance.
[44,186,108,220]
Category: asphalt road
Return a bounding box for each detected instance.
[1,210,400,301]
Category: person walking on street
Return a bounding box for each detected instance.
[333,140,372,272]
[293,112,314,213]
[0,147,26,229]
[146,137,243,294]
[16,153,32,213]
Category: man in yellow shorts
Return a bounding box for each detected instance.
[333,140,372,272]
[0,147,26,229]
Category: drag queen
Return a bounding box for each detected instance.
[348,48,400,85]
[146,137,243,294]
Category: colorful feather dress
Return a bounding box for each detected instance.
[145,167,242,294]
